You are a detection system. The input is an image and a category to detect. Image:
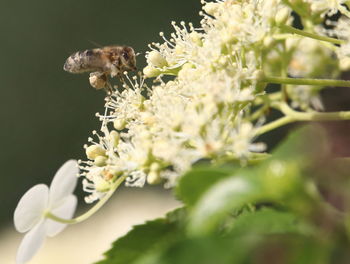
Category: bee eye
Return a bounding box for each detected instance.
[122,51,129,60]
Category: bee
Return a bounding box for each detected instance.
[63,46,137,90]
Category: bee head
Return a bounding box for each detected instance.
[120,46,137,71]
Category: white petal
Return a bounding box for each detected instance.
[14,184,49,233]
[46,194,77,237]
[49,160,78,207]
[16,221,46,264]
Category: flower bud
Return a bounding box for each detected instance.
[113,118,126,130]
[253,69,265,81]
[263,36,274,47]
[94,156,108,167]
[147,171,162,185]
[150,162,161,172]
[203,3,219,16]
[147,51,168,68]
[86,145,106,160]
[143,65,161,78]
[275,7,290,25]
[109,130,120,147]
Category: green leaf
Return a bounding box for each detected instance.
[134,236,257,264]
[96,208,185,264]
[136,235,330,264]
[188,126,326,236]
[176,165,236,207]
[188,172,264,236]
[271,125,328,163]
[227,208,311,236]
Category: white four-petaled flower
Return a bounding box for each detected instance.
[14,160,79,264]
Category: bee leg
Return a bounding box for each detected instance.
[89,71,108,90]
[105,81,113,95]
[117,72,126,85]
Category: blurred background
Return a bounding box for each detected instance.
[0,0,200,263]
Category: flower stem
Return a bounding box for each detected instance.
[256,116,294,135]
[46,174,128,224]
[262,76,350,87]
[256,102,350,135]
[249,104,270,121]
[278,102,350,121]
[279,24,344,45]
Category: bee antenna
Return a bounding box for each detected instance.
[88,40,103,48]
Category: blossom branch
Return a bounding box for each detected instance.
[46,174,128,224]
[262,76,350,88]
[278,102,350,121]
[279,24,345,45]
[256,102,350,135]
[256,116,294,135]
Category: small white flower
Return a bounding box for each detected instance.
[14,160,78,264]
[304,0,347,16]
[327,17,350,70]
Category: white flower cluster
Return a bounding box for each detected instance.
[285,37,337,110]
[324,17,350,70]
[79,0,296,203]
[78,0,350,203]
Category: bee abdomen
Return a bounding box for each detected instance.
[63,49,104,73]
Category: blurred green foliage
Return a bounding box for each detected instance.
[97,126,350,264]
[0,0,201,227]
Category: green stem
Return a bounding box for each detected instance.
[257,102,350,135]
[262,76,350,87]
[279,24,344,45]
[256,116,294,135]
[278,102,350,121]
[280,41,288,101]
[46,174,128,224]
[247,153,272,165]
[254,92,281,105]
[249,105,269,121]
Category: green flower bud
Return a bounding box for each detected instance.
[147,50,168,68]
[150,162,161,172]
[94,156,108,167]
[275,7,290,25]
[86,145,106,160]
[143,65,161,78]
[113,118,126,130]
[147,171,162,185]
[109,130,120,148]
[203,3,219,16]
